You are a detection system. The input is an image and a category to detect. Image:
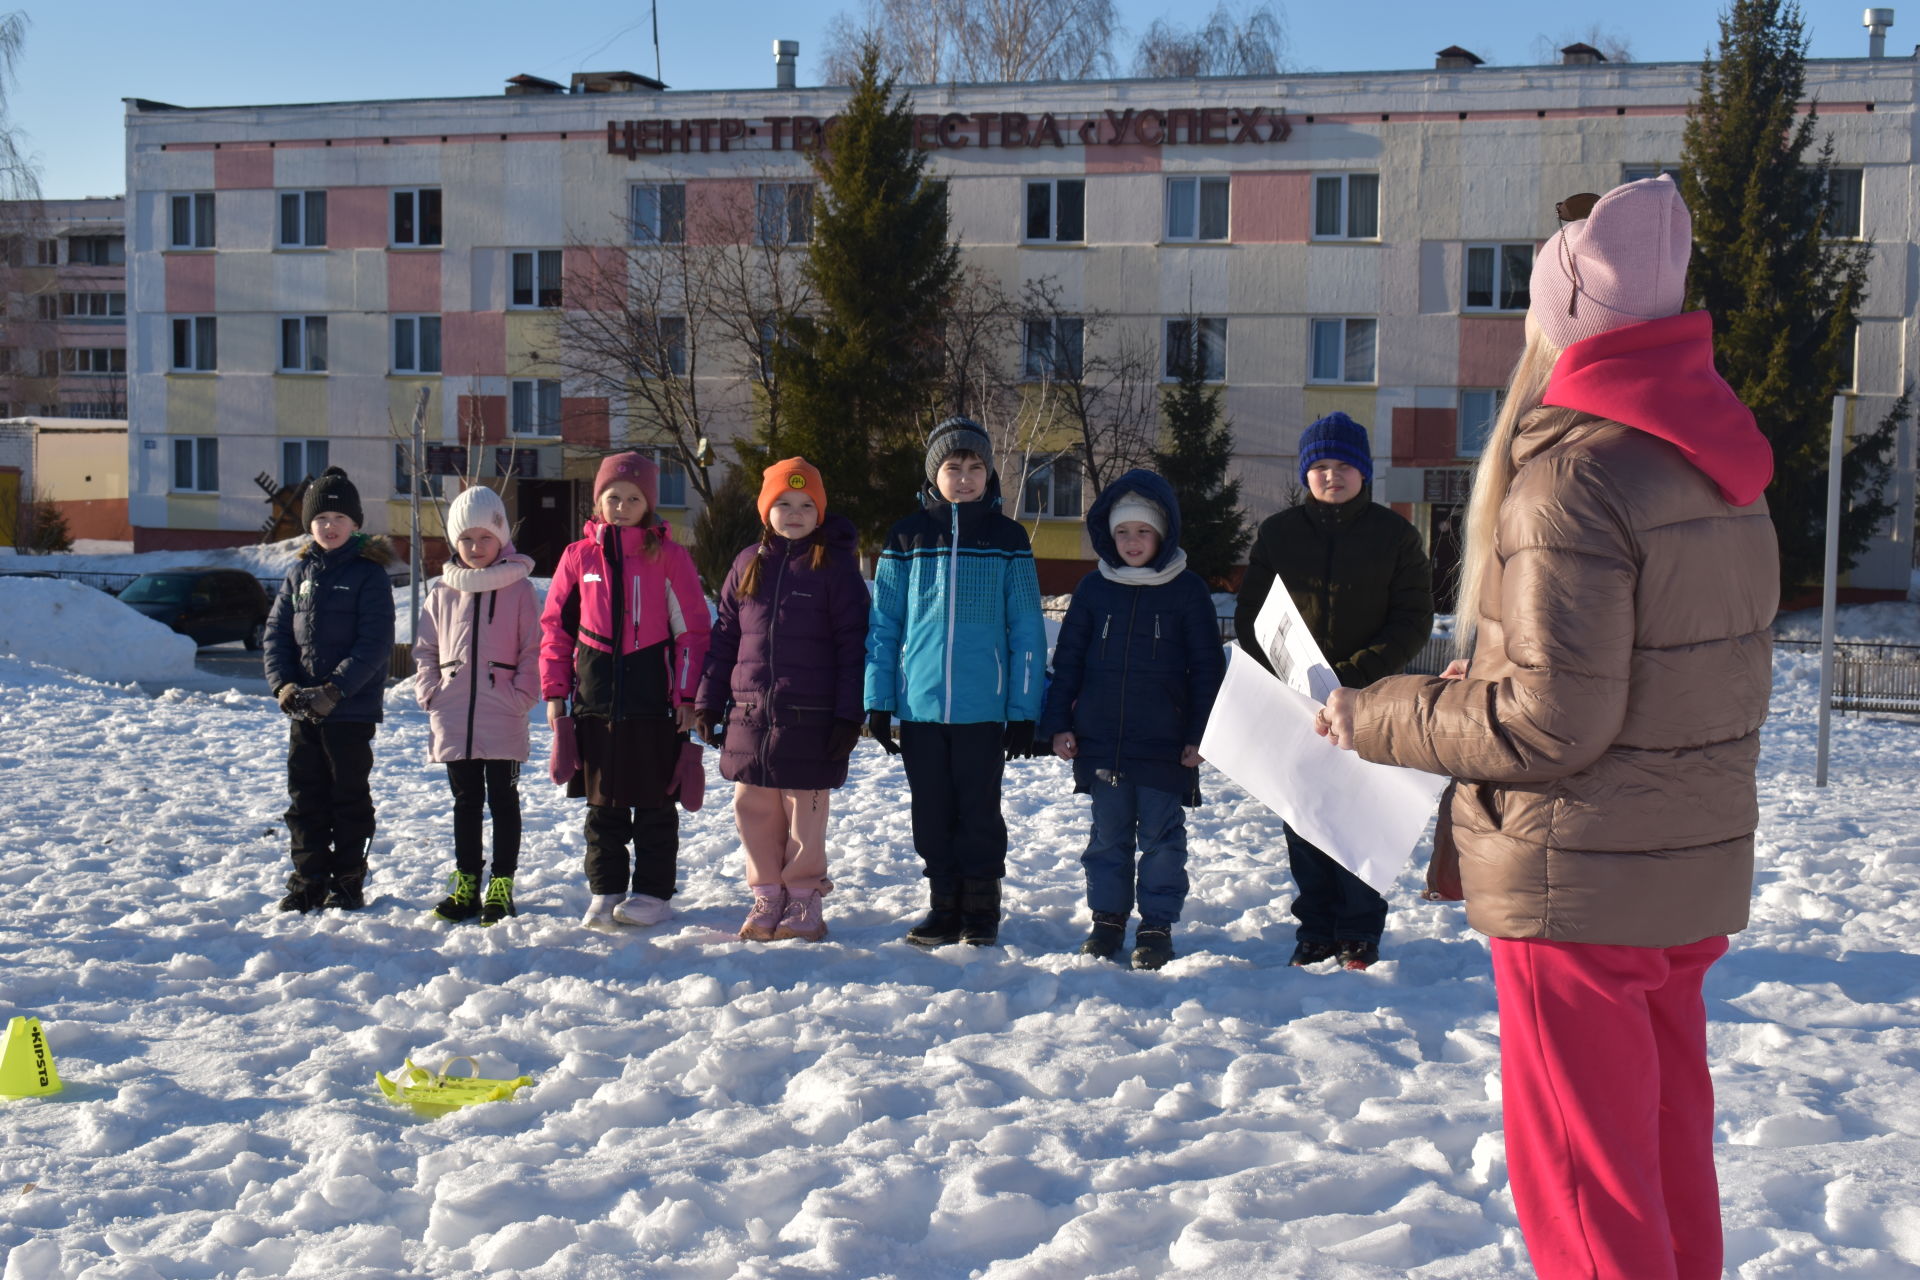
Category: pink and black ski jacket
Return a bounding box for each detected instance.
[539,517,711,721]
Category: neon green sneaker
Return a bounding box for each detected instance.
[481,875,517,926]
[433,871,481,922]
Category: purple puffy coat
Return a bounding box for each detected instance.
[696,515,869,790]
[414,554,543,763]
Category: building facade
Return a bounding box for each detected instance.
[122,52,1916,595]
[0,198,128,424]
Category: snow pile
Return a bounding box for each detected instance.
[14,534,310,585]
[1775,598,1920,646]
[4,643,1920,1276]
[0,578,195,682]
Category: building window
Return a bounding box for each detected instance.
[60,348,127,375]
[1459,388,1506,457]
[1022,317,1084,380]
[394,442,437,497]
[172,437,218,493]
[68,236,125,266]
[640,448,689,507]
[630,183,686,244]
[1310,317,1377,383]
[1164,317,1227,382]
[171,316,217,371]
[1622,164,1682,185]
[1024,179,1085,243]
[278,190,328,248]
[38,350,58,377]
[1824,168,1864,239]
[279,316,328,373]
[169,192,215,249]
[35,295,57,321]
[1021,454,1084,519]
[654,315,688,377]
[510,250,563,308]
[1313,173,1379,240]
[62,401,121,420]
[392,315,443,374]
[1165,176,1230,242]
[281,439,330,489]
[0,348,10,373]
[756,183,813,245]
[34,238,57,265]
[60,291,127,319]
[391,187,443,247]
[510,379,563,436]
[1464,243,1534,311]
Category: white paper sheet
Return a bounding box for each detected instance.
[1199,645,1451,894]
[1252,581,1342,704]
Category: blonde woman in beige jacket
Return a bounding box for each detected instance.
[1319,177,1777,1280]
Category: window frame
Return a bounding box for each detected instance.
[59,348,127,375]
[755,182,814,245]
[1824,167,1864,240]
[168,192,215,250]
[1458,387,1507,457]
[172,436,219,493]
[68,235,125,266]
[1311,173,1380,241]
[60,291,127,320]
[391,314,444,375]
[629,183,687,245]
[1021,316,1085,381]
[638,447,690,507]
[1020,453,1085,520]
[653,315,689,378]
[1163,316,1228,383]
[390,186,444,248]
[1023,178,1086,244]
[281,439,330,490]
[393,441,438,498]
[170,315,217,372]
[1463,242,1535,313]
[278,315,329,374]
[1308,316,1378,385]
[509,378,564,437]
[277,189,328,249]
[509,249,564,309]
[1164,176,1231,243]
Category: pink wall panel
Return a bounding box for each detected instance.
[331,187,392,250]
[213,147,274,189]
[1458,315,1525,387]
[1085,144,1162,175]
[442,312,506,378]
[687,179,756,246]
[164,253,216,313]
[1390,406,1461,466]
[1232,172,1311,243]
[386,250,442,313]
[563,247,626,312]
[560,397,610,447]
[457,395,507,444]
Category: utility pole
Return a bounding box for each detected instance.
[406,386,432,643]
[1815,395,1843,786]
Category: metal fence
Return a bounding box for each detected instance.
[1775,639,1920,716]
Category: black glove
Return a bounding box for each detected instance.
[827,718,861,760]
[276,684,306,717]
[694,709,725,747]
[1003,720,1035,761]
[866,709,900,756]
[301,683,343,721]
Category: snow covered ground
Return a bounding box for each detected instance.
[3,640,1920,1277]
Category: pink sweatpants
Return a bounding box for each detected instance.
[1491,935,1730,1280]
[734,783,832,894]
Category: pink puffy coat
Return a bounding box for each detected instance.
[414,552,543,763]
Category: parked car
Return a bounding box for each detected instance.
[118,568,272,649]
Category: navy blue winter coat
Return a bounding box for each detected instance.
[263,535,398,724]
[697,515,870,790]
[1037,471,1225,800]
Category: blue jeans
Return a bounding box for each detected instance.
[1083,780,1189,926]
[1284,823,1387,945]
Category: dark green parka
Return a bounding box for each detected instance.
[1232,490,1434,689]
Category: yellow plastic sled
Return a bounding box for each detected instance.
[375,1057,532,1117]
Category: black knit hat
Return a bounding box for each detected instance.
[302,466,364,528]
[924,416,995,485]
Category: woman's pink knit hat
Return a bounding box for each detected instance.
[1529,175,1691,349]
[592,451,659,510]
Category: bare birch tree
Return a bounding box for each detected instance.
[1020,278,1161,495]
[1133,2,1289,78]
[822,0,1118,85]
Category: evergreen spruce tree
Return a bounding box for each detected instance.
[1680,0,1893,592]
[688,465,764,593]
[1151,335,1250,586]
[770,44,961,548]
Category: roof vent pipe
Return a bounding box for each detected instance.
[774,40,799,89]
[1865,8,1894,57]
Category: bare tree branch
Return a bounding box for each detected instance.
[1133,2,1289,78]
[822,0,1116,85]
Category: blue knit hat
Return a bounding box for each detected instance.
[1297,412,1373,487]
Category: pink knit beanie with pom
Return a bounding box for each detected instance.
[1529,175,1691,349]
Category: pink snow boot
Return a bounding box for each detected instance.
[739,886,786,941]
[773,889,827,942]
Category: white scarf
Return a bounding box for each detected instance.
[1097,547,1190,587]
[441,551,535,594]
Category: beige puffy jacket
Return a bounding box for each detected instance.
[1351,398,1778,947]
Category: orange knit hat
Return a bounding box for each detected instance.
[758,457,826,523]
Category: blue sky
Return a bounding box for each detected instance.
[7,0,1891,200]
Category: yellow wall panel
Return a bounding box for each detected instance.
[274,376,330,436]
[164,377,217,433]
[505,313,562,378]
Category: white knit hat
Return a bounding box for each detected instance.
[1108,492,1167,537]
[446,484,510,542]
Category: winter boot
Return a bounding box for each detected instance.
[906,881,964,947]
[1289,939,1340,968]
[434,871,482,922]
[1132,924,1176,971]
[739,885,786,940]
[612,893,673,927]
[959,878,1002,947]
[1338,939,1381,971]
[1079,912,1128,960]
[481,875,517,926]
[325,843,368,910]
[277,874,328,914]
[582,894,622,930]
[773,889,827,942]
